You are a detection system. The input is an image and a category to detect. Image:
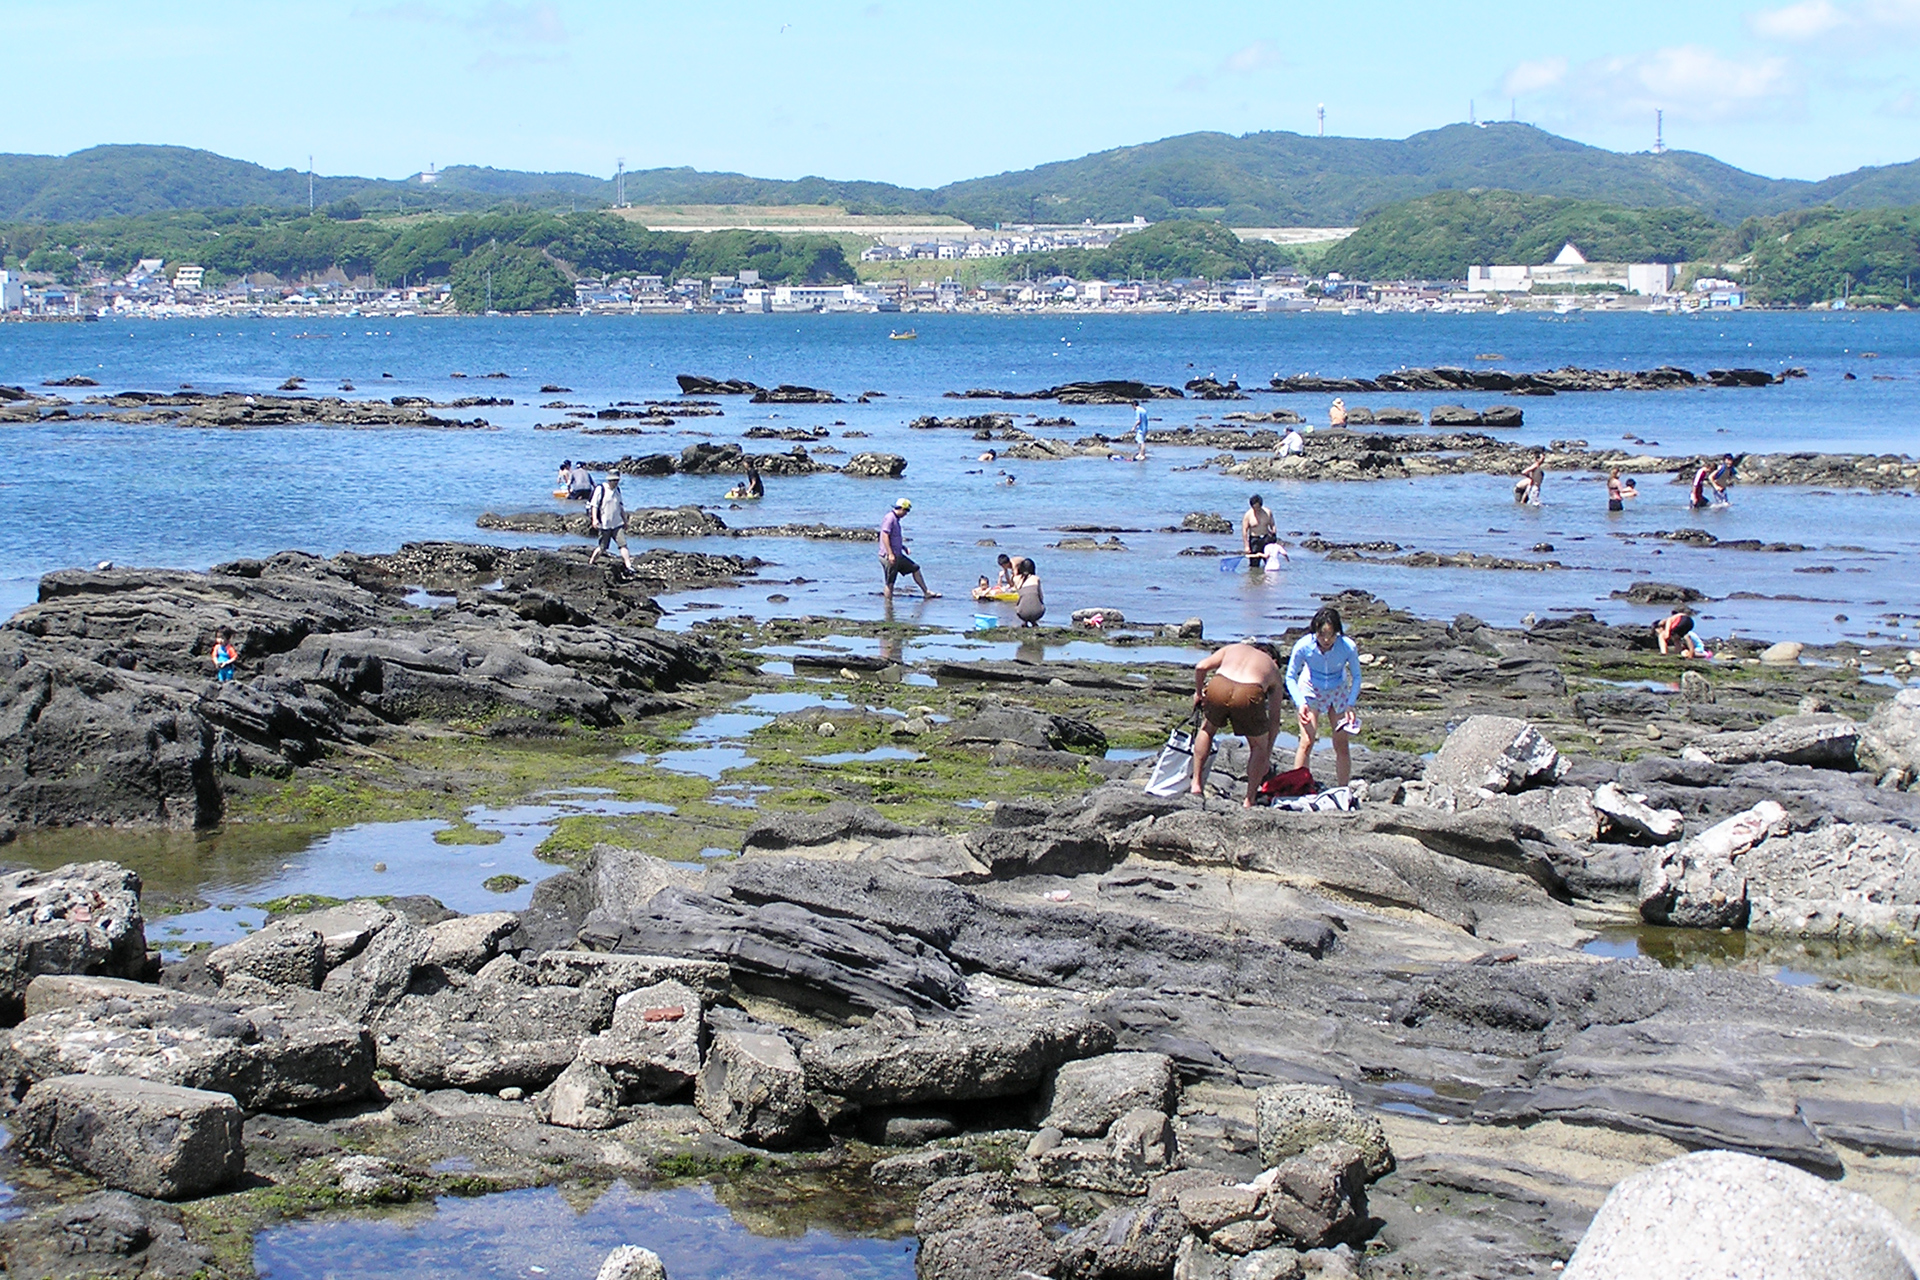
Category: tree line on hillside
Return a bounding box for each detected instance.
[0,209,856,310]
[1319,190,1920,305]
[993,220,1295,282]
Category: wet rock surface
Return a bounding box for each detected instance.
[0,544,732,829]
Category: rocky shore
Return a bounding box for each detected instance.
[0,388,500,430]
[943,366,1801,403]
[3,559,1920,1277]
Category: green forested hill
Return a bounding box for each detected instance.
[1320,191,1730,279]
[6,126,1920,225]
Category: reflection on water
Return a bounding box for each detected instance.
[252,1182,913,1280]
[1586,926,1920,996]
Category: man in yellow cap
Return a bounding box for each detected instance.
[878,497,939,600]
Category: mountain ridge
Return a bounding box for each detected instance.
[3,126,1918,225]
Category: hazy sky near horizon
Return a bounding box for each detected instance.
[9,0,1920,189]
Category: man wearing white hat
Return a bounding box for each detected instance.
[588,472,635,574]
[878,497,939,601]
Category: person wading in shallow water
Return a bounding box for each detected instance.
[1287,605,1363,787]
[1189,640,1286,808]
[877,497,939,600]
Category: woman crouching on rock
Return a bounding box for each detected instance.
[1287,605,1363,787]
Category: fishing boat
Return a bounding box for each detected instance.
[888,329,917,340]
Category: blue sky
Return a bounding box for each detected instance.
[8,0,1920,188]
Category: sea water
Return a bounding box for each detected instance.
[0,309,1915,643]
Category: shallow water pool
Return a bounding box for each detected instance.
[251,1182,914,1280]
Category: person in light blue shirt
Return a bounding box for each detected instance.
[1286,604,1363,786]
[1132,402,1150,461]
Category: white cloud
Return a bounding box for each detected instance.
[1222,41,1283,74]
[1751,0,1849,38]
[1750,0,1920,40]
[472,2,568,44]
[1503,57,1568,96]
[1504,44,1799,126]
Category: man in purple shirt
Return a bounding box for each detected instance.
[878,497,939,600]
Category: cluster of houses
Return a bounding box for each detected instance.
[1,236,1756,319]
[857,220,1145,264]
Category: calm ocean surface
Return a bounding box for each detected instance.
[1,310,1915,647]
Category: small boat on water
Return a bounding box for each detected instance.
[888,329,917,340]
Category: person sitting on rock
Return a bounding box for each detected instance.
[1190,640,1286,807]
[1329,398,1347,428]
[1287,605,1363,787]
[1278,426,1305,457]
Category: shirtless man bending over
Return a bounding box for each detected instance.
[1190,641,1286,807]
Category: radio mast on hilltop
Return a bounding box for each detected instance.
[1316,104,1325,136]
[615,158,627,208]
[1655,110,1666,154]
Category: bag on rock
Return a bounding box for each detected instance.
[1145,719,1199,797]
[1265,785,1356,813]
[1259,765,1316,799]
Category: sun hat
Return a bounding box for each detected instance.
[893,497,912,511]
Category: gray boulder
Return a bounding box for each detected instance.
[1058,1200,1191,1278]
[842,451,908,478]
[1744,823,1920,938]
[1564,1150,1920,1279]
[5,989,375,1111]
[1592,783,1684,844]
[914,1172,1024,1236]
[1682,713,1861,769]
[1857,689,1920,787]
[696,1030,811,1149]
[207,921,326,989]
[916,1213,1055,1280]
[279,899,397,968]
[1260,1141,1372,1249]
[0,1190,214,1279]
[16,1075,244,1200]
[531,950,731,1004]
[322,918,432,1021]
[1425,716,1563,795]
[21,973,156,1018]
[947,703,1107,754]
[1638,800,1791,928]
[800,1004,1116,1105]
[577,978,705,1101]
[1255,1084,1394,1180]
[424,911,520,974]
[545,1058,622,1130]
[1020,1107,1175,1196]
[370,976,614,1092]
[0,862,148,1018]
[870,1148,980,1189]
[1041,1051,1177,1137]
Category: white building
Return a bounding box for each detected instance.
[0,270,22,311]
[1627,264,1673,296]
[173,265,204,292]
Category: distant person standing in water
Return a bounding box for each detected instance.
[1329,398,1347,428]
[210,627,238,683]
[1517,451,1546,505]
[588,473,635,573]
[1241,494,1286,566]
[567,460,596,500]
[1710,453,1735,504]
[878,497,939,600]
[1606,468,1637,512]
[1689,461,1715,510]
[1133,401,1150,461]
[1014,557,1045,626]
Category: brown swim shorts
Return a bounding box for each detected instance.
[1202,675,1269,738]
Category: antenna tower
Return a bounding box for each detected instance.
[1316,104,1325,137]
[1655,110,1666,154]
[615,158,627,207]
[1470,100,1477,126]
